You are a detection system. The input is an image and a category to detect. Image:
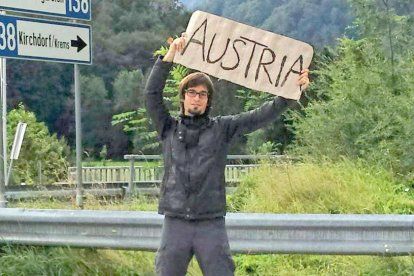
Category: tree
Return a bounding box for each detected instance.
[7,61,73,135]
[113,69,145,113]
[79,75,113,156]
[290,0,414,177]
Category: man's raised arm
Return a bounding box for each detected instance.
[145,34,187,138]
[222,69,309,140]
[145,57,174,138]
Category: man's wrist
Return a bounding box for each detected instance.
[163,51,174,63]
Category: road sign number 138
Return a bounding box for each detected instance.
[68,0,89,14]
[0,23,16,51]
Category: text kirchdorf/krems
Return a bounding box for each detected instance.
[19,32,69,49]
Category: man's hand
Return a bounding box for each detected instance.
[298,69,310,90]
[163,33,187,63]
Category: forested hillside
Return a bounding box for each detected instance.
[182,0,354,47]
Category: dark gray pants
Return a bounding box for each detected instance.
[155,216,235,276]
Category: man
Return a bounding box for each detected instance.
[146,33,310,276]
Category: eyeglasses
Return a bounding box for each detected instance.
[185,89,209,99]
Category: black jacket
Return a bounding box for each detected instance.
[146,57,294,220]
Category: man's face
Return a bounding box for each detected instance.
[183,84,209,116]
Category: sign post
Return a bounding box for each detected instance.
[74,63,83,208]
[0,59,5,207]
[1,58,5,190]
[0,9,6,207]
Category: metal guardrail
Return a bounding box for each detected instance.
[0,209,413,255]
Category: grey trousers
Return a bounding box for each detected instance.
[155,216,235,276]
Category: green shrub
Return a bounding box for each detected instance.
[7,104,70,185]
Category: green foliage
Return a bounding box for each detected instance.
[113,69,145,113]
[246,130,277,155]
[6,61,74,139]
[7,104,69,185]
[288,0,414,178]
[291,40,414,177]
[79,75,114,157]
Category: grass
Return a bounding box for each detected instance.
[9,194,158,211]
[233,254,414,276]
[2,159,414,275]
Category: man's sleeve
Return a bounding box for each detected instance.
[145,57,174,139]
[221,97,297,141]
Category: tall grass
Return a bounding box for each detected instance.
[233,254,414,276]
[0,245,157,276]
[9,194,158,211]
[229,159,414,214]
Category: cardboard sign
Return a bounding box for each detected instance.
[174,11,314,100]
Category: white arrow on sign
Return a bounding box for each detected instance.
[0,14,92,65]
[0,0,91,21]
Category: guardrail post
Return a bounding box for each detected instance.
[126,157,135,198]
[0,187,6,208]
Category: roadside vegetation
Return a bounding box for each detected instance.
[2,160,413,275]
